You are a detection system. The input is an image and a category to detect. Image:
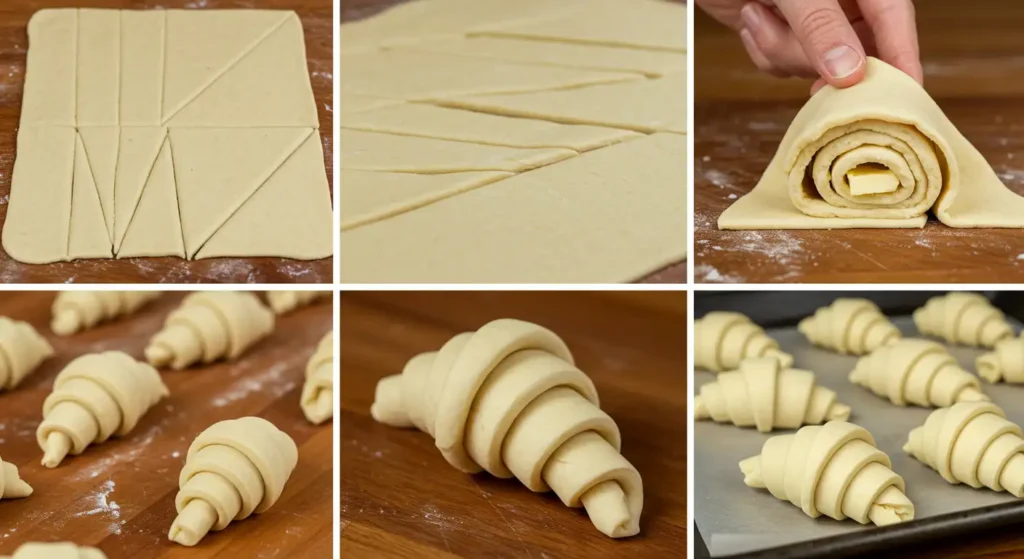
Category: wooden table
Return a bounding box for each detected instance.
[339,291,688,558]
[694,1,1024,283]
[0,0,334,284]
[0,291,334,558]
[340,0,687,284]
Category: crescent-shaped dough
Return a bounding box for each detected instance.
[695,357,850,432]
[51,291,161,335]
[370,318,643,538]
[913,293,1013,348]
[905,402,1024,497]
[977,337,1024,384]
[0,454,32,500]
[0,316,53,391]
[265,291,329,315]
[849,338,988,407]
[0,543,106,559]
[301,331,333,424]
[798,298,900,355]
[695,311,793,372]
[740,421,914,526]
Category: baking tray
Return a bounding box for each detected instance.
[694,316,1024,558]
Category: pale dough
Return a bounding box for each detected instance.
[0,454,32,499]
[266,291,330,315]
[977,337,1024,384]
[169,417,298,546]
[849,339,988,407]
[51,291,161,335]
[740,421,914,526]
[0,317,53,391]
[798,298,900,355]
[720,58,1024,229]
[145,292,274,370]
[905,402,1024,497]
[1,543,105,559]
[694,311,793,372]
[37,351,168,468]
[302,331,334,424]
[370,318,643,538]
[695,357,850,432]
[914,292,1013,348]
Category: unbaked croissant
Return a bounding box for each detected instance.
[849,338,988,407]
[905,402,1024,497]
[0,543,106,559]
[798,298,900,355]
[371,318,643,538]
[0,454,32,500]
[913,293,1013,348]
[266,291,329,315]
[695,357,850,432]
[0,317,53,392]
[740,420,914,526]
[695,311,793,372]
[977,337,1024,384]
[301,331,333,424]
[51,291,161,335]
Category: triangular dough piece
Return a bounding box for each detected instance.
[196,132,332,260]
[69,134,114,259]
[168,14,317,127]
[170,127,312,258]
[117,139,185,259]
[78,126,118,241]
[113,127,166,253]
[163,9,289,121]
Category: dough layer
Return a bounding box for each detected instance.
[849,339,988,407]
[0,317,53,391]
[1,543,106,559]
[0,454,32,500]
[302,331,334,424]
[266,291,329,315]
[977,337,1024,384]
[51,291,161,335]
[694,311,793,372]
[799,298,900,355]
[914,292,1013,348]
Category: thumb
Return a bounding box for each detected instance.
[774,0,868,88]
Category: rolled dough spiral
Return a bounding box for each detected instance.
[695,311,793,372]
[849,338,988,407]
[301,331,333,424]
[370,318,643,538]
[913,293,1013,348]
[905,402,1024,497]
[51,291,161,336]
[0,317,53,391]
[145,292,274,370]
[740,421,914,526]
[977,337,1024,384]
[0,543,106,559]
[266,291,329,315]
[169,417,298,546]
[798,298,900,355]
[695,357,850,432]
[0,454,32,500]
[37,351,169,468]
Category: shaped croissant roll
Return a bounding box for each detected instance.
[0,543,106,559]
[913,293,1013,348]
[695,357,850,432]
[977,337,1024,384]
[0,454,32,500]
[0,317,53,392]
[740,421,914,526]
[849,338,988,407]
[301,331,333,424]
[37,352,169,468]
[169,417,298,546]
[51,291,161,336]
[695,311,793,372]
[371,318,643,538]
[798,298,900,355]
[266,291,329,315]
[145,292,274,370]
[905,402,1024,497]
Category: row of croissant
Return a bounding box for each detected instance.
[694,293,1024,528]
[0,290,333,556]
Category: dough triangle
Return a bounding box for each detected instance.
[196,132,332,260]
[78,126,118,241]
[113,127,166,253]
[69,134,113,259]
[117,139,186,259]
[170,127,312,258]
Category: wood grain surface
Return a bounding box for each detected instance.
[0,291,334,558]
[0,0,334,284]
[340,0,687,284]
[339,291,687,558]
[694,2,1024,284]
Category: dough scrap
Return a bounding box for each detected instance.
[169,417,298,546]
[51,291,162,335]
[266,291,330,315]
[0,543,105,559]
[302,331,333,424]
[694,311,793,372]
[977,337,1024,384]
[695,357,850,432]
[798,298,900,355]
[914,292,1013,348]
[740,420,914,526]
[849,338,988,407]
[0,454,32,499]
[370,318,643,538]
[0,317,53,391]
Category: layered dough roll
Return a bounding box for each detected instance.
[849,338,988,407]
[51,291,161,336]
[266,291,329,315]
[301,331,334,424]
[914,293,1013,348]
[0,317,53,392]
[0,454,32,499]
[0,543,106,559]
[371,318,643,538]
[169,417,298,546]
[977,337,1024,384]
[145,292,274,369]
[695,357,850,432]
[798,298,900,355]
[740,421,914,526]
[905,402,1024,497]
[695,311,793,372]
[37,352,169,468]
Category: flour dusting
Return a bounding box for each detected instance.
[695,263,744,283]
[1017,253,1024,261]
[185,0,209,7]
[212,362,296,407]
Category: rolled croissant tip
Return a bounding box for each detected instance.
[145,344,173,368]
[739,456,763,487]
[304,393,333,425]
[40,431,71,468]
[956,386,989,403]
[828,403,852,422]
[169,499,216,547]
[693,396,708,419]
[868,486,914,526]
[976,355,1002,384]
[51,311,81,336]
[168,523,198,547]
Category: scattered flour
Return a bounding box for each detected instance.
[185,0,209,7]
[694,263,743,283]
[997,168,1024,183]
[1017,253,1024,261]
[212,362,297,407]
[704,169,733,189]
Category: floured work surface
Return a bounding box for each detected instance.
[3,8,333,266]
[694,317,1024,558]
[340,0,688,283]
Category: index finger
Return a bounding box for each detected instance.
[775,0,868,88]
[858,0,923,83]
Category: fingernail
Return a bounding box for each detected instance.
[740,4,761,30]
[739,28,757,52]
[822,45,863,80]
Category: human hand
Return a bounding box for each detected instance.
[696,0,923,93]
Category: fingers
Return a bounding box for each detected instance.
[740,3,818,78]
[859,0,923,83]
[774,0,868,87]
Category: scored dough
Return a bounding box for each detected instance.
[914,292,1014,348]
[51,291,161,335]
[0,543,105,559]
[849,338,988,407]
[694,311,793,372]
[0,317,53,392]
[798,298,900,355]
